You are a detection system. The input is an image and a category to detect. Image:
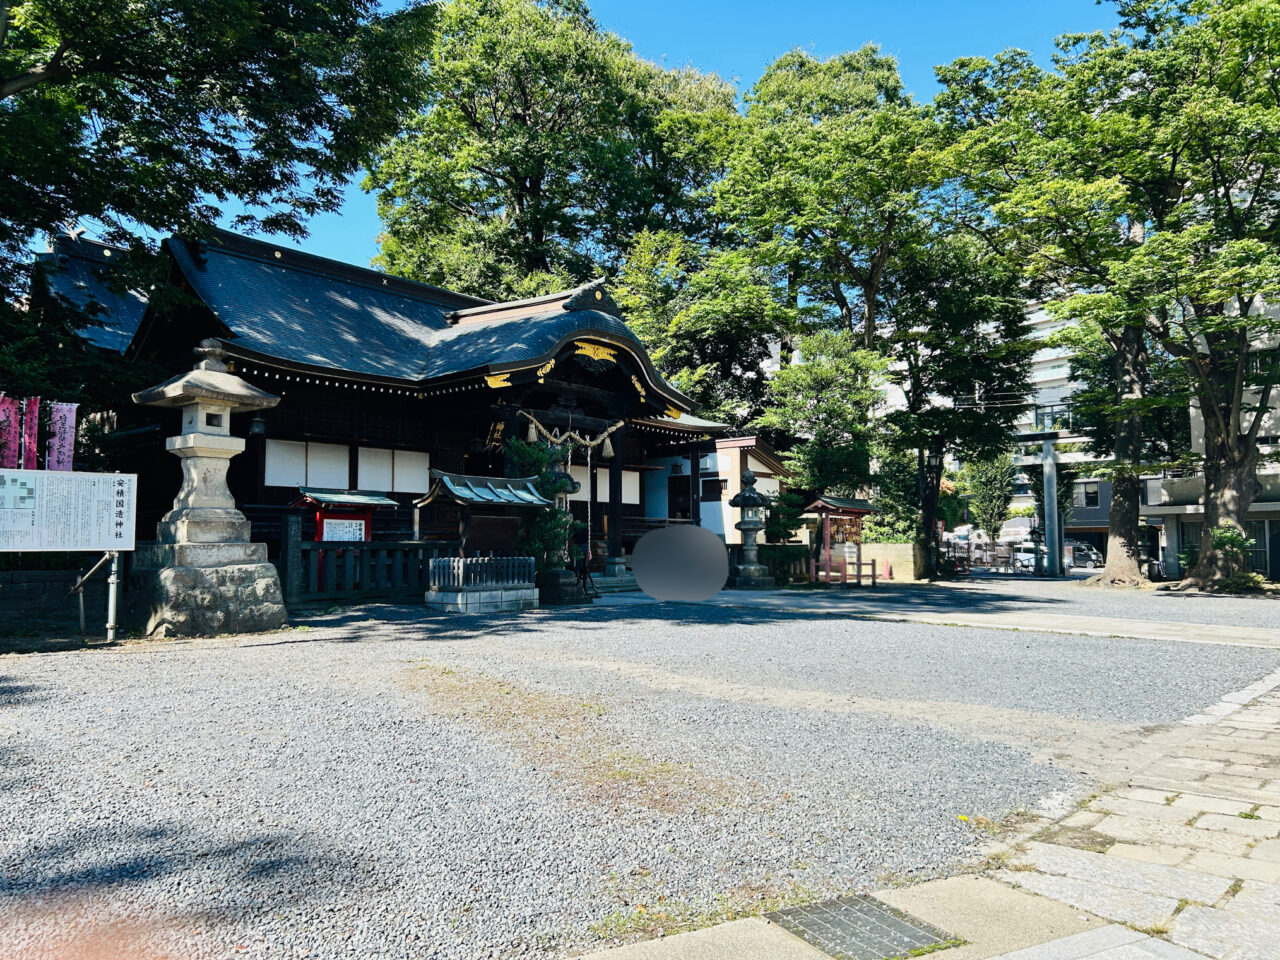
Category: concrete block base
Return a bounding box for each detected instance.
[426,585,538,613]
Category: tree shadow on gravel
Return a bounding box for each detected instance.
[248,583,1081,648]
[0,819,364,908]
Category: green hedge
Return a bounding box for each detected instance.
[758,543,810,584]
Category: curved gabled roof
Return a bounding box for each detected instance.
[156,230,694,410]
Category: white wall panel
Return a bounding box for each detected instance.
[358,447,394,491]
[264,439,307,487]
[622,470,640,505]
[393,450,431,494]
[567,464,590,502]
[307,442,349,489]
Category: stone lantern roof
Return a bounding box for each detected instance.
[729,470,771,510]
[132,340,279,413]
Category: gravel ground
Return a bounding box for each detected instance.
[2,603,1278,960]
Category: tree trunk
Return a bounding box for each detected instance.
[1186,424,1259,587]
[1090,322,1148,586]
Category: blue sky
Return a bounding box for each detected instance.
[223,0,1120,268]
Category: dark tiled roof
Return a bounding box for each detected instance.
[167,232,477,381]
[48,228,691,408]
[421,307,644,379]
[35,240,148,354]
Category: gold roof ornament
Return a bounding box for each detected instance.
[574,341,617,363]
[485,373,512,388]
[664,405,682,420]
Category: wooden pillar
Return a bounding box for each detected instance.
[688,445,701,526]
[823,509,832,582]
[605,438,625,576]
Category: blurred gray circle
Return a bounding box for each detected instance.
[631,525,728,602]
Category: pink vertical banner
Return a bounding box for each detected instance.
[21,397,40,468]
[46,401,78,471]
[0,397,18,468]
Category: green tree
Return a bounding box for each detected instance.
[764,490,805,544]
[1055,319,1192,466]
[943,0,1280,588]
[615,231,791,426]
[753,331,886,493]
[366,0,735,300]
[504,437,582,572]
[1,0,437,298]
[937,41,1171,585]
[719,46,939,347]
[878,234,1032,564]
[962,453,1017,545]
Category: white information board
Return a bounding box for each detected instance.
[322,518,366,542]
[0,469,137,552]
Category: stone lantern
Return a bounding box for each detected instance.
[728,470,775,589]
[128,341,288,636]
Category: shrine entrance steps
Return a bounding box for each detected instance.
[591,573,639,594]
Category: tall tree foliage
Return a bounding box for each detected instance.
[719,47,939,347]
[943,0,1280,589]
[614,231,789,426]
[938,44,1168,585]
[1056,320,1192,465]
[0,0,438,298]
[753,331,886,494]
[962,453,1017,545]
[878,234,1032,556]
[367,0,735,300]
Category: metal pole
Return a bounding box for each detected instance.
[78,584,86,636]
[1043,440,1060,577]
[106,550,119,642]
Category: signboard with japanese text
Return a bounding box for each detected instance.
[0,469,137,552]
[322,518,366,542]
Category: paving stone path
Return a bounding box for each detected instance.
[997,679,1280,960]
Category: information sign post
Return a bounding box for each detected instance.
[0,469,138,639]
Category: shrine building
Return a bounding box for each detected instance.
[33,230,781,572]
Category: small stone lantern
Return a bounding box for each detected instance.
[728,470,775,589]
[127,341,288,636]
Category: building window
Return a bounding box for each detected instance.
[701,478,727,501]
[264,439,349,489]
[1083,482,1099,508]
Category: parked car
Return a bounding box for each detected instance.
[1011,547,1074,573]
[1012,549,1037,572]
[1066,541,1104,569]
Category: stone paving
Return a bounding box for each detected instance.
[997,678,1280,960]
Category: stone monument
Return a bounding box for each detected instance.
[728,470,775,589]
[127,341,288,636]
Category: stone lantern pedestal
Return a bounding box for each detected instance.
[728,470,775,589]
[127,342,288,636]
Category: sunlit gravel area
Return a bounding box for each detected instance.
[2,601,1277,960]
